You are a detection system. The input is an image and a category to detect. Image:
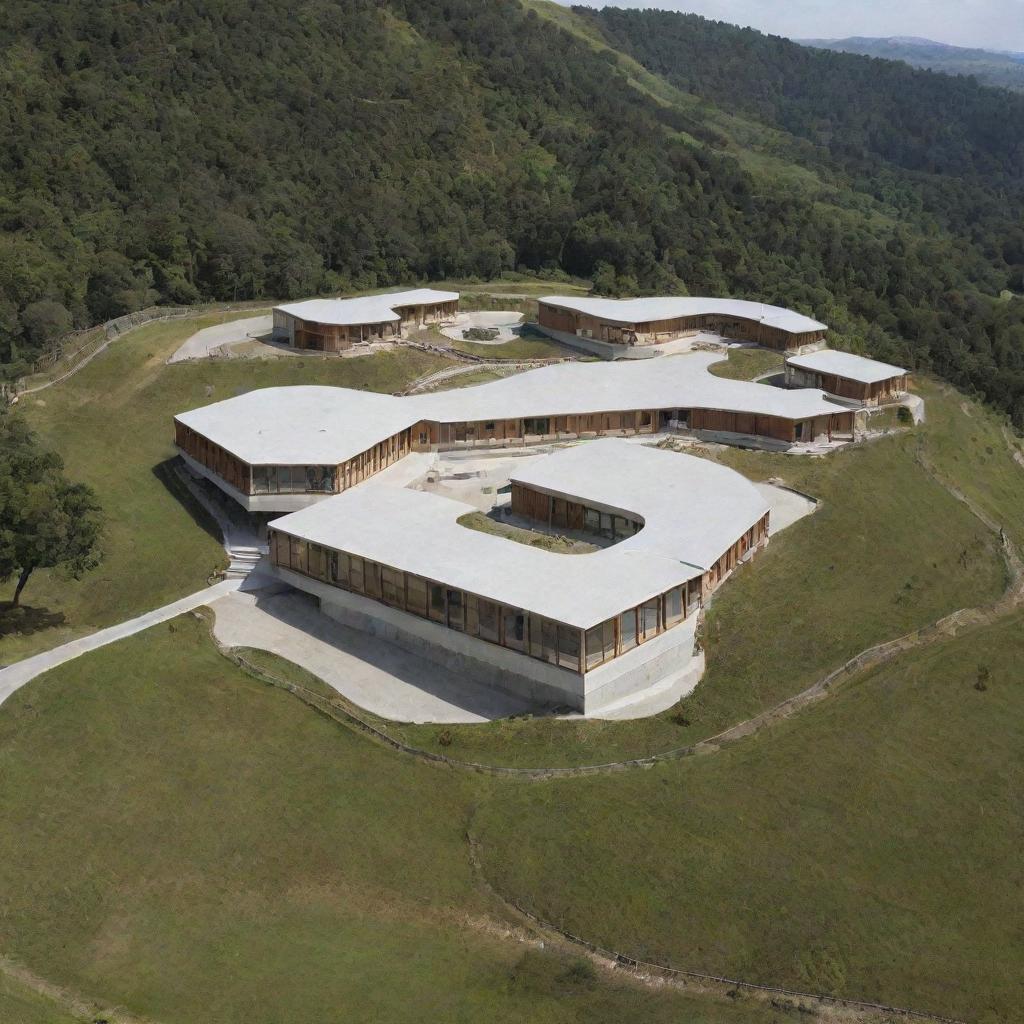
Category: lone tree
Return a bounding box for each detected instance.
[0,413,103,606]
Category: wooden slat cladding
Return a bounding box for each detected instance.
[538,302,825,351]
[288,299,459,352]
[175,421,411,497]
[175,421,250,493]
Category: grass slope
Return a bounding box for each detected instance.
[1,312,451,663]
[707,348,784,381]
[391,393,1007,766]
[0,614,794,1024]
[474,610,1024,1022]
[0,973,82,1024]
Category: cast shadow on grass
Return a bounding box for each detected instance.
[0,602,66,641]
[151,457,225,549]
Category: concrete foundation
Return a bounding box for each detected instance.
[272,566,702,714]
[532,324,657,360]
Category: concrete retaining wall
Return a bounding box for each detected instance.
[274,567,585,711]
[532,324,657,360]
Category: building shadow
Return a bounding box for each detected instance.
[151,457,225,548]
[244,588,540,721]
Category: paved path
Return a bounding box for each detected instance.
[211,589,536,723]
[167,315,272,363]
[0,580,241,707]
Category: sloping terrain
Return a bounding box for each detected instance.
[801,36,1024,93]
[1,0,1023,425]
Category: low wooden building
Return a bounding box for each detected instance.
[265,441,771,713]
[173,355,856,512]
[537,295,827,353]
[272,289,459,352]
[784,350,909,405]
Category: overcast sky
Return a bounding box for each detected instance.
[561,0,1024,51]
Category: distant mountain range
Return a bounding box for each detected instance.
[800,36,1024,92]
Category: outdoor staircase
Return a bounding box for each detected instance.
[226,546,265,579]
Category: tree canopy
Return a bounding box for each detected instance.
[0,414,103,606]
[0,0,1023,423]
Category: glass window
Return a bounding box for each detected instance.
[406,576,428,617]
[447,589,465,631]
[503,608,527,652]
[584,508,601,533]
[599,512,613,539]
[364,561,382,600]
[613,516,631,538]
[556,623,577,669]
[381,566,404,607]
[428,583,446,622]
[528,615,558,664]
[664,586,685,627]
[290,536,307,574]
[585,621,613,669]
[524,417,550,435]
[639,599,660,641]
[252,466,270,494]
[478,600,500,643]
[464,594,479,636]
[619,609,637,651]
[349,556,364,593]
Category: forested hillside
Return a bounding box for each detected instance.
[2,0,1024,423]
[801,36,1024,94]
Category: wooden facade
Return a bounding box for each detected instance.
[277,298,459,353]
[785,365,909,405]
[511,481,770,601]
[510,483,642,539]
[268,527,701,676]
[538,302,826,352]
[176,420,411,498]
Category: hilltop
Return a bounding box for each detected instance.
[801,35,1024,92]
[0,0,1023,423]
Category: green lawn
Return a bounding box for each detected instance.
[390,397,1008,767]
[1,313,452,663]
[0,973,82,1024]
[449,334,571,360]
[0,614,796,1024]
[706,348,784,381]
[474,609,1024,1023]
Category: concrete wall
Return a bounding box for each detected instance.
[274,567,586,711]
[180,452,330,513]
[272,566,705,715]
[532,324,657,361]
[584,617,702,711]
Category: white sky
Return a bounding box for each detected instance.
[560,0,1024,52]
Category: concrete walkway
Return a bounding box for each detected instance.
[167,315,272,363]
[0,579,241,707]
[211,588,537,723]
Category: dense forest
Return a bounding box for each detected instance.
[1,0,1024,423]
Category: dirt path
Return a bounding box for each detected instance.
[0,955,162,1024]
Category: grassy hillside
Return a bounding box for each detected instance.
[475,609,1024,1021]
[2,0,1024,425]
[0,613,800,1024]
[0,312,452,663]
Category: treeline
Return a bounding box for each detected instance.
[0,0,1023,423]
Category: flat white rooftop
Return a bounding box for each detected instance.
[275,289,459,327]
[509,439,768,572]
[540,295,827,335]
[174,353,851,466]
[785,348,908,384]
[269,441,769,630]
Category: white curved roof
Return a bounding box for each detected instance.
[174,353,850,466]
[539,295,827,334]
[275,289,459,326]
[509,439,768,572]
[269,441,767,629]
[785,348,907,384]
